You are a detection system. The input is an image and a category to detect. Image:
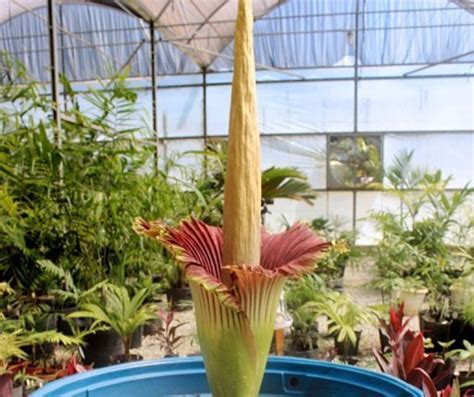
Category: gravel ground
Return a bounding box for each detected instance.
[134,260,421,365]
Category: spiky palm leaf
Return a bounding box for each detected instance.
[261,167,316,204]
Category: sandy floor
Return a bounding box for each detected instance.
[134,260,421,366]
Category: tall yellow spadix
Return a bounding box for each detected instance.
[223,0,261,268]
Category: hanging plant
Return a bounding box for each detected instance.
[134,0,328,395]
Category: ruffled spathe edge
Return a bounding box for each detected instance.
[134,217,329,312]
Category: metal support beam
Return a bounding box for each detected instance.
[352,0,360,232]
[47,0,61,147]
[403,49,474,77]
[150,22,159,171]
[354,0,360,134]
[202,67,208,143]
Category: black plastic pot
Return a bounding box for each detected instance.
[56,306,89,335]
[419,312,452,353]
[83,329,124,367]
[111,353,143,364]
[286,349,318,359]
[378,329,390,353]
[143,318,162,336]
[334,330,362,358]
[131,326,143,349]
[451,318,474,349]
[167,287,192,311]
[458,371,474,395]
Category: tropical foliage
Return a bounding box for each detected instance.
[69,284,156,359]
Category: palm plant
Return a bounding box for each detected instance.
[69,284,156,360]
[191,141,317,225]
[261,166,316,221]
[305,291,375,352]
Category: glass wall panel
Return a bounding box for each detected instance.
[327,192,354,231]
[157,87,203,137]
[358,77,474,131]
[384,133,474,189]
[159,138,204,182]
[355,192,401,245]
[261,135,326,189]
[265,193,328,233]
[207,81,355,136]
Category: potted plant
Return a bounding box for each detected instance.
[371,153,472,320]
[446,340,474,394]
[305,291,375,360]
[420,295,453,353]
[373,304,455,396]
[310,217,359,290]
[69,283,156,364]
[286,305,319,358]
[155,309,187,358]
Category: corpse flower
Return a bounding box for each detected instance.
[134,0,327,395]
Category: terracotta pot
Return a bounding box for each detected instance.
[397,288,428,316]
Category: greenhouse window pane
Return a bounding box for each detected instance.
[328,135,383,189]
[73,89,151,132]
[327,192,354,231]
[358,77,474,131]
[207,81,355,136]
[159,139,205,182]
[158,87,203,137]
[265,193,328,233]
[261,135,326,189]
[384,133,474,189]
[356,192,401,245]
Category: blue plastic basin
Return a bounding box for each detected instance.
[31,356,423,396]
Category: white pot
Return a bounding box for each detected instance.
[450,284,473,310]
[398,288,428,316]
[12,385,23,397]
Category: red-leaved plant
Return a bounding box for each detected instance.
[373,303,455,396]
[156,309,186,358]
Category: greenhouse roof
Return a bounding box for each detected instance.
[0,0,473,80]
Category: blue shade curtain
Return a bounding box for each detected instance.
[1,0,473,81]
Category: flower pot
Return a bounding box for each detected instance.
[419,311,452,353]
[451,318,474,349]
[334,330,362,358]
[0,373,13,397]
[131,326,143,349]
[286,348,318,359]
[378,328,390,353]
[83,329,124,368]
[450,284,473,310]
[397,288,428,316]
[458,371,474,395]
[143,318,162,336]
[30,356,424,397]
[166,287,192,311]
[12,384,23,397]
[111,354,143,364]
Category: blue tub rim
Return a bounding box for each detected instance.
[31,355,423,396]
